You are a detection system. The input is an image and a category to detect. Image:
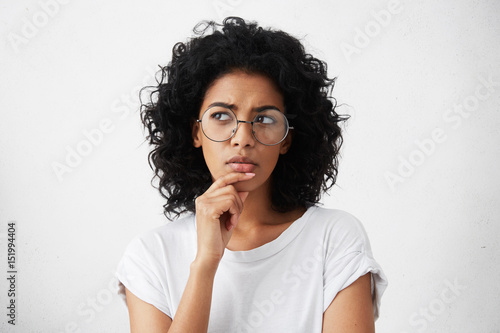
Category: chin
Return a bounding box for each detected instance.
[234,175,271,194]
[233,182,255,192]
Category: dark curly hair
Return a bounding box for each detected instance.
[141,17,348,219]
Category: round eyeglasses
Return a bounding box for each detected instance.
[196,106,294,146]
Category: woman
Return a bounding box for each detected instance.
[116,17,387,332]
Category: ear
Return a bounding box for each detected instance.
[192,120,202,148]
[279,132,292,154]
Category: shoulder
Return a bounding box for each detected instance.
[123,214,196,258]
[138,214,195,240]
[116,215,196,318]
[309,207,388,318]
[307,206,368,235]
[305,206,372,252]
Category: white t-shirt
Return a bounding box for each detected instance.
[116,206,388,332]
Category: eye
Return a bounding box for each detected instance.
[210,112,232,121]
[254,114,276,124]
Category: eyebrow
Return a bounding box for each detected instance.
[207,102,282,113]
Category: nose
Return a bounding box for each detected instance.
[231,120,255,147]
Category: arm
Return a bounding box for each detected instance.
[125,260,217,333]
[322,273,375,333]
[125,172,254,332]
[125,287,172,332]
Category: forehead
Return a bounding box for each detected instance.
[201,71,284,112]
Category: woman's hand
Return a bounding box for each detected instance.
[194,172,255,268]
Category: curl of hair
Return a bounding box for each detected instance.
[141,17,349,219]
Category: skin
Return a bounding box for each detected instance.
[192,70,302,253]
[125,70,375,332]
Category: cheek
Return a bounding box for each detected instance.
[201,142,224,179]
[234,151,280,191]
[262,148,281,169]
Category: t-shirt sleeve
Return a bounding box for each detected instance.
[322,212,388,320]
[115,234,172,318]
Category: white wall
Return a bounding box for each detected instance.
[1,0,499,332]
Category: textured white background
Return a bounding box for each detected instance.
[1,0,499,332]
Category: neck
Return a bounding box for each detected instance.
[227,184,307,251]
[234,182,306,232]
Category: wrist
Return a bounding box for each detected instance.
[191,256,220,276]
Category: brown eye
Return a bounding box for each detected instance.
[210,112,232,121]
[254,114,276,124]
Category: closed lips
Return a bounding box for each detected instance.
[227,156,256,173]
[227,156,256,165]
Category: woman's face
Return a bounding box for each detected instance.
[193,70,292,193]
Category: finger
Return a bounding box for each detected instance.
[213,192,241,208]
[206,185,246,212]
[207,185,244,205]
[209,172,255,191]
[227,205,241,231]
[226,201,241,231]
[226,218,234,231]
[203,194,244,222]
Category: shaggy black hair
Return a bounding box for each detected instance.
[141,17,348,219]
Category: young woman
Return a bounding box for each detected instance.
[116,17,387,332]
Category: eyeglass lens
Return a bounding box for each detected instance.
[200,106,288,145]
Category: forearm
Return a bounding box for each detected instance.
[168,260,218,333]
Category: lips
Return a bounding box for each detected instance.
[227,156,257,173]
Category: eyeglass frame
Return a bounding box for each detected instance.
[196,106,295,146]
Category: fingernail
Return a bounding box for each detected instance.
[245,173,255,176]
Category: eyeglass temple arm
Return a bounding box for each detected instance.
[285,113,296,129]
